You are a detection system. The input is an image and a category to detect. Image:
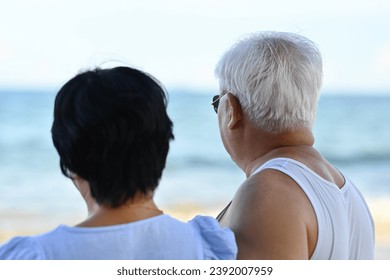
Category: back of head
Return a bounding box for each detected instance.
[215,31,323,133]
[51,67,174,208]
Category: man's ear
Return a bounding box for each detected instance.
[227,93,243,129]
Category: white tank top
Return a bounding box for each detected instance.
[253,157,375,260]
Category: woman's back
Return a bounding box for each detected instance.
[0,215,237,260]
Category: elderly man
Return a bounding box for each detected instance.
[213,31,375,259]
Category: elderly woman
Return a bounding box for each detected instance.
[0,66,237,259]
[213,32,374,259]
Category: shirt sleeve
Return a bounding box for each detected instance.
[0,236,42,260]
[189,215,237,260]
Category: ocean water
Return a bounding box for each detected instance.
[0,89,389,230]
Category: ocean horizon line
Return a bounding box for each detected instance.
[1,86,390,97]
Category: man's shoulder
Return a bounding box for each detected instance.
[240,167,303,198]
[230,166,315,228]
[223,168,314,259]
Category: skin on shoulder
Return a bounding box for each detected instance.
[219,168,318,260]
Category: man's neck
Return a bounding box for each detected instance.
[237,127,315,177]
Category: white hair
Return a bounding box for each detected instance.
[215,31,323,133]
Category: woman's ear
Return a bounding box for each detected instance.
[71,174,86,191]
[68,170,77,180]
[227,93,243,129]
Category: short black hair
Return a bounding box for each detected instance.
[51,67,174,208]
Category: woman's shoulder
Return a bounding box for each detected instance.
[0,236,43,260]
[0,226,66,260]
[188,215,237,260]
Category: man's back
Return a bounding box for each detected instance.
[256,157,374,259]
[218,156,374,259]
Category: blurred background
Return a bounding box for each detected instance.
[0,0,389,259]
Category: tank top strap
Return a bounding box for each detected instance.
[251,157,293,176]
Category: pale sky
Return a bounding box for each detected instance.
[1,0,390,92]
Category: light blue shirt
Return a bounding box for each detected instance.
[0,215,237,260]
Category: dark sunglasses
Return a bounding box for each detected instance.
[211,95,222,113]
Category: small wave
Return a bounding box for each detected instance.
[167,156,237,170]
[167,152,390,170]
[324,153,390,165]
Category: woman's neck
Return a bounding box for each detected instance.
[77,195,163,228]
[72,176,163,228]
